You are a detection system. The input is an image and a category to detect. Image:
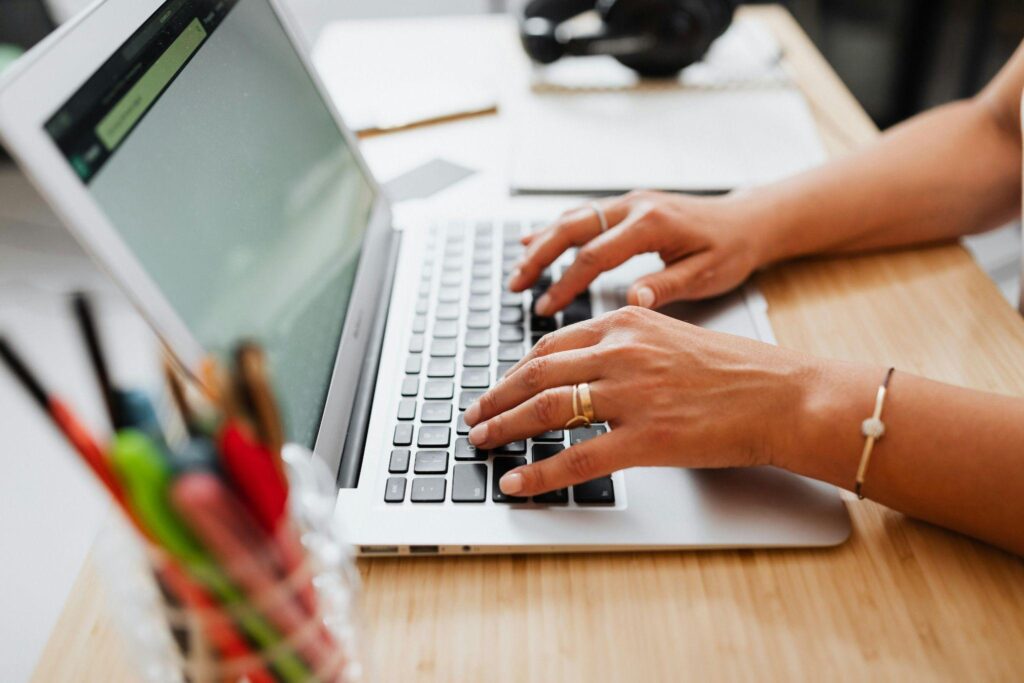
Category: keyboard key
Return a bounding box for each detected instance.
[466,312,490,329]
[459,390,484,411]
[456,413,470,435]
[495,440,526,455]
[468,295,491,311]
[563,298,592,326]
[393,424,413,446]
[463,348,491,367]
[496,362,515,379]
[452,464,488,502]
[415,298,429,315]
[436,303,460,320]
[405,355,422,374]
[461,369,490,389]
[500,292,522,307]
[531,315,557,333]
[534,429,564,442]
[499,325,524,342]
[470,279,491,295]
[385,477,406,502]
[417,425,451,448]
[412,315,427,333]
[397,399,416,421]
[421,402,453,423]
[411,477,446,503]
[465,329,491,347]
[414,450,449,474]
[424,380,454,400]
[570,424,607,444]
[534,488,569,504]
[573,477,615,505]
[472,264,492,279]
[455,437,487,460]
[431,339,457,357]
[389,449,410,473]
[401,377,419,397]
[409,334,425,353]
[498,344,524,362]
[532,443,564,461]
[427,358,456,378]
[492,457,528,503]
[499,307,524,324]
[433,320,458,338]
[418,282,431,297]
[439,286,460,303]
[441,272,461,287]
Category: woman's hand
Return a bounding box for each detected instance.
[508,190,770,316]
[463,306,822,497]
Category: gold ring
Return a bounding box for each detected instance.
[565,383,594,429]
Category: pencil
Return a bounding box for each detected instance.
[71,292,120,430]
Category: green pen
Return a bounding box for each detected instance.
[110,429,311,682]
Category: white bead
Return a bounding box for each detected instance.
[862,417,886,439]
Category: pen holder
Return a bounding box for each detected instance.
[95,446,364,683]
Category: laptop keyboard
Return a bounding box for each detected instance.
[384,219,615,507]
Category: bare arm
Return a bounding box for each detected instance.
[754,40,1024,264]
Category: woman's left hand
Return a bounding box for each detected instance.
[463,306,821,497]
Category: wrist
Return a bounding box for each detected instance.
[720,187,802,270]
[775,357,881,488]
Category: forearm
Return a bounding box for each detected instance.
[781,360,1024,556]
[738,97,1021,266]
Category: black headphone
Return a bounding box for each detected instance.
[520,0,742,78]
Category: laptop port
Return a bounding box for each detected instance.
[360,545,399,554]
[409,545,439,554]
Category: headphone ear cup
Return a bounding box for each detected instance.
[602,0,736,77]
[520,0,601,64]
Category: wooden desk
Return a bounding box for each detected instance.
[32,7,1024,682]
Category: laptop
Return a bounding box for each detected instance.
[0,0,850,555]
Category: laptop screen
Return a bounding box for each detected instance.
[44,0,378,447]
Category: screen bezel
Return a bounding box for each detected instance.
[0,0,394,469]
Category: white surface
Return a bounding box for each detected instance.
[0,166,160,683]
[312,16,501,132]
[509,19,828,194]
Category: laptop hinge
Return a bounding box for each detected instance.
[336,229,402,489]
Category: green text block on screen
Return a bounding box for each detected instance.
[96,18,207,151]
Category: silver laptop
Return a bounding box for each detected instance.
[0,0,850,555]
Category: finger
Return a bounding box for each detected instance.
[469,382,612,449]
[465,347,604,427]
[533,212,652,316]
[508,199,629,292]
[627,251,717,308]
[497,318,606,388]
[498,429,631,497]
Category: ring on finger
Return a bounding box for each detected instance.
[588,202,609,234]
[565,382,597,429]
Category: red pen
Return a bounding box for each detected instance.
[218,422,289,533]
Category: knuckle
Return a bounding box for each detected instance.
[575,246,602,271]
[533,333,556,357]
[487,414,506,442]
[478,391,500,418]
[523,464,549,493]
[521,357,548,391]
[562,445,600,482]
[533,390,560,424]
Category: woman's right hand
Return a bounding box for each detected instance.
[509,190,772,316]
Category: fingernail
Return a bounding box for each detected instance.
[469,423,488,446]
[500,472,524,494]
[510,267,522,284]
[535,293,553,315]
[636,286,655,309]
[465,403,480,425]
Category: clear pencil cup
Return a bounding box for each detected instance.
[96,447,364,683]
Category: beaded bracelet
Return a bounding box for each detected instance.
[854,367,895,499]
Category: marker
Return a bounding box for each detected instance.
[70,292,120,430]
[0,336,126,509]
[171,472,335,674]
[219,422,289,533]
[110,429,311,682]
[234,343,286,475]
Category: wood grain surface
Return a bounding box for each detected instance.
[32,7,1024,683]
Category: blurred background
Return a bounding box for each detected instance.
[4,0,1023,128]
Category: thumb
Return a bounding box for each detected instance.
[627,252,717,308]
